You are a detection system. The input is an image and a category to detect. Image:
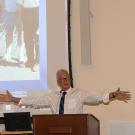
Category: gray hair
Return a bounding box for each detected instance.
[56,69,69,81]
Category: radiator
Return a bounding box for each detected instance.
[108,121,135,135]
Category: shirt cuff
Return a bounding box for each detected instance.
[102,93,109,103]
[18,99,22,106]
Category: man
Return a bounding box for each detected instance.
[17,0,39,72]
[0,69,131,114]
[1,0,23,62]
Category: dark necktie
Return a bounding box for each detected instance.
[59,92,67,114]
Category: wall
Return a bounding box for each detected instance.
[71,0,135,135]
[47,0,69,89]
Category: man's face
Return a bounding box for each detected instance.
[57,72,71,91]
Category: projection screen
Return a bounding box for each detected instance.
[0,0,69,94]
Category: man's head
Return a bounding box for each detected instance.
[56,69,71,91]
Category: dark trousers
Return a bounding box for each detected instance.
[22,7,39,67]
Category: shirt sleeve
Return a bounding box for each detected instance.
[19,93,51,108]
[80,90,110,104]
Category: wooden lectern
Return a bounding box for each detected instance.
[32,114,99,135]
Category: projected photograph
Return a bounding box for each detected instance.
[0,0,41,81]
[0,0,68,91]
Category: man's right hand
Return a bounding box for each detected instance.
[0,90,12,102]
[0,90,20,104]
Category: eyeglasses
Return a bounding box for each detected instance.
[58,77,70,81]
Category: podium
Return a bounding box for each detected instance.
[32,114,99,135]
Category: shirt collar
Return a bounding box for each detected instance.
[60,87,72,94]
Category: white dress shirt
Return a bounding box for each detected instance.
[19,88,109,114]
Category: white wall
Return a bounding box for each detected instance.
[71,0,135,135]
[47,0,69,89]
